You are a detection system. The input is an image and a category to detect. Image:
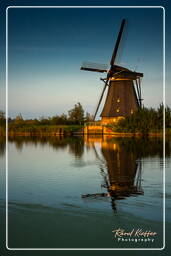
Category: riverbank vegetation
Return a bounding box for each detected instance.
[0,103,92,136]
[111,104,171,135]
[0,103,171,136]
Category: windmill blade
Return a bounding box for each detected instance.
[80,67,107,73]
[80,62,108,73]
[110,19,126,67]
[93,80,108,120]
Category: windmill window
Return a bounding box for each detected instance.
[117,98,120,103]
[116,108,120,113]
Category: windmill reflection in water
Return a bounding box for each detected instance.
[82,137,144,211]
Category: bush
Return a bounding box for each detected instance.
[111,104,171,135]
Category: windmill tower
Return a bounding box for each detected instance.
[81,19,143,124]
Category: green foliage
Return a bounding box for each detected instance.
[165,105,171,127]
[50,114,68,125]
[68,102,84,124]
[3,102,90,128]
[8,124,83,135]
[0,111,5,127]
[112,104,171,135]
[0,111,6,135]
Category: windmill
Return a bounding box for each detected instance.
[80,19,143,124]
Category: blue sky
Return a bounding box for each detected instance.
[0,0,170,119]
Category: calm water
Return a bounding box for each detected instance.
[0,136,171,250]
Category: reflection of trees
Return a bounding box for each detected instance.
[14,140,24,152]
[0,137,5,157]
[7,136,84,158]
[68,139,84,158]
[106,137,170,159]
[0,136,170,159]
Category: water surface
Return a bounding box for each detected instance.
[0,136,170,249]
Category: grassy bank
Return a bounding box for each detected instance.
[0,124,83,136]
[0,124,170,137]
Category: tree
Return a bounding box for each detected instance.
[157,103,163,129]
[68,102,84,124]
[0,111,5,119]
[165,105,171,128]
[111,104,171,135]
[0,111,5,127]
[39,116,50,125]
[50,114,68,125]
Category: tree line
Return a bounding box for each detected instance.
[0,103,171,136]
[0,102,93,127]
[112,104,171,134]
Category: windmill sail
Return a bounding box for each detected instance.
[110,18,126,67]
[80,62,108,73]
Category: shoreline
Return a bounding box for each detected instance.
[0,125,169,138]
[1,131,165,138]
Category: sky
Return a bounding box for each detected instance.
[0,0,170,119]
